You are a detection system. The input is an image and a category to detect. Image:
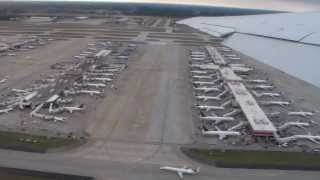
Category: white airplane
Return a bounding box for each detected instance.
[252,91,281,98]
[245,79,268,83]
[190,70,208,74]
[224,54,237,57]
[87,48,97,51]
[250,85,273,90]
[85,72,114,77]
[230,66,252,73]
[196,105,224,111]
[229,57,241,60]
[190,51,205,55]
[190,57,206,61]
[160,166,200,179]
[64,89,103,96]
[117,56,129,59]
[74,82,106,88]
[193,86,220,93]
[277,122,310,131]
[274,132,320,145]
[193,81,217,86]
[200,116,235,124]
[0,107,13,114]
[189,64,219,70]
[288,111,314,117]
[0,77,8,84]
[192,75,215,79]
[89,69,118,73]
[196,95,221,101]
[31,104,66,122]
[103,68,121,72]
[191,53,206,56]
[260,101,290,107]
[64,104,85,113]
[201,126,240,140]
[79,90,103,96]
[83,76,113,83]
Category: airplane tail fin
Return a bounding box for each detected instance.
[195,167,200,173]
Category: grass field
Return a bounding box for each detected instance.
[0,167,93,180]
[0,131,81,153]
[183,148,320,170]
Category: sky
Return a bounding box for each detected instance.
[7,0,320,12]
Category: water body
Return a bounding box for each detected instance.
[223,33,320,88]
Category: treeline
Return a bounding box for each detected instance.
[0,1,281,18]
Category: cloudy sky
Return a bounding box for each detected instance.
[8,0,320,12]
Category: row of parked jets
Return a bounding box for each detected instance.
[188,48,320,145]
[189,49,244,140]
[0,43,132,124]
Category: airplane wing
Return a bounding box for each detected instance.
[177,171,184,179]
[177,12,320,88]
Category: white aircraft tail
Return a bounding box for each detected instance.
[195,167,200,173]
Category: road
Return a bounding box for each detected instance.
[0,149,319,180]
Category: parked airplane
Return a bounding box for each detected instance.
[201,126,240,140]
[224,54,237,57]
[245,79,268,83]
[191,54,206,58]
[83,75,113,83]
[200,116,235,124]
[11,89,30,93]
[191,57,206,61]
[229,57,241,60]
[193,86,220,93]
[74,82,106,88]
[0,107,13,114]
[193,81,217,86]
[80,90,103,96]
[288,111,314,118]
[0,77,8,84]
[190,70,208,74]
[64,104,85,113]
[160,166,200,179]
[196,95,221,101]
[190,51,205,55]
[192,75,215,79]
[250,85,273,90]
[252,91,281,98]
[274,132,320,145]
[277,122,310,131]
[260,101,290,107]
[195,105,224,111]
[85,72,114,77]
